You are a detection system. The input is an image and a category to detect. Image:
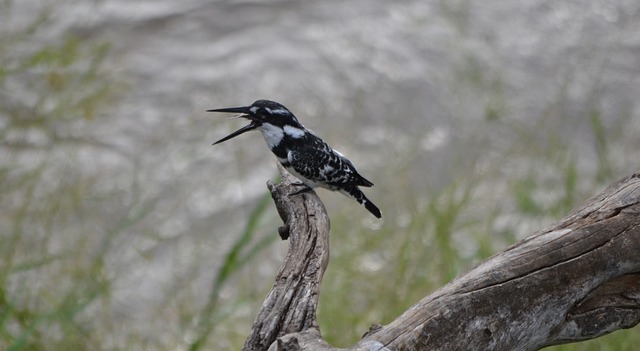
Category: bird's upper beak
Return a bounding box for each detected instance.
[208,105,261,145]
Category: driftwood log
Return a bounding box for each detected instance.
[243,168,640,351]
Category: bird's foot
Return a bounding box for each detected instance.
[289,182,312,196]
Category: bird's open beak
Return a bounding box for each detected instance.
[211,122,259,145]
[208,105,260,145]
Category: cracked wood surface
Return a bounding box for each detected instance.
[242,164,330,351]
[364,173,640,350]
[245,171,640,351]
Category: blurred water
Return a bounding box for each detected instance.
[5,0,640,347]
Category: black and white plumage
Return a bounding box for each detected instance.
[208,99,381,218]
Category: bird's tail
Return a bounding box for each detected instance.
[340,187,382,219]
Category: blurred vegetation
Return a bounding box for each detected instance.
[1,2,638,351]
[318,125,632,349]
[0,3,117,350]
[0,2,279,350]
[187,193,275,351]
[314,5,635,348]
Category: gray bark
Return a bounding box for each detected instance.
[244,169,640,351]
[242,164,330,351]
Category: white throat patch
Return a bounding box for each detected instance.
[258,123,284,149]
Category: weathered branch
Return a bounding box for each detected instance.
[242,164,330,351]
[245,171,640,351]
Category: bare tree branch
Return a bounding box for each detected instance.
[245,171,640,351]
[242,163,330,351]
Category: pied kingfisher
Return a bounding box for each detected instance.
[209,99,381,218]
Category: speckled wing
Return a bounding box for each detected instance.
[287,141,374,189]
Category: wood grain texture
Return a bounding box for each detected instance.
[242,163,330,351]
[246,171,640,351]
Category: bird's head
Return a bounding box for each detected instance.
[208,100,301,145]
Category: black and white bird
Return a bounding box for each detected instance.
[209,99,381,218]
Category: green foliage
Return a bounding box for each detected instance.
[0,4,118,350]
[187,194,275,351]
[313,29,633,350]
[0,2,636,350]
[0,4,280,350]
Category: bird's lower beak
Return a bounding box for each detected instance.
[211,121,259,145]
[208,105,260,145]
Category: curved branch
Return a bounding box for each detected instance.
[242,163,330,351]
[246,171,640,351]
[363,173,640,351]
